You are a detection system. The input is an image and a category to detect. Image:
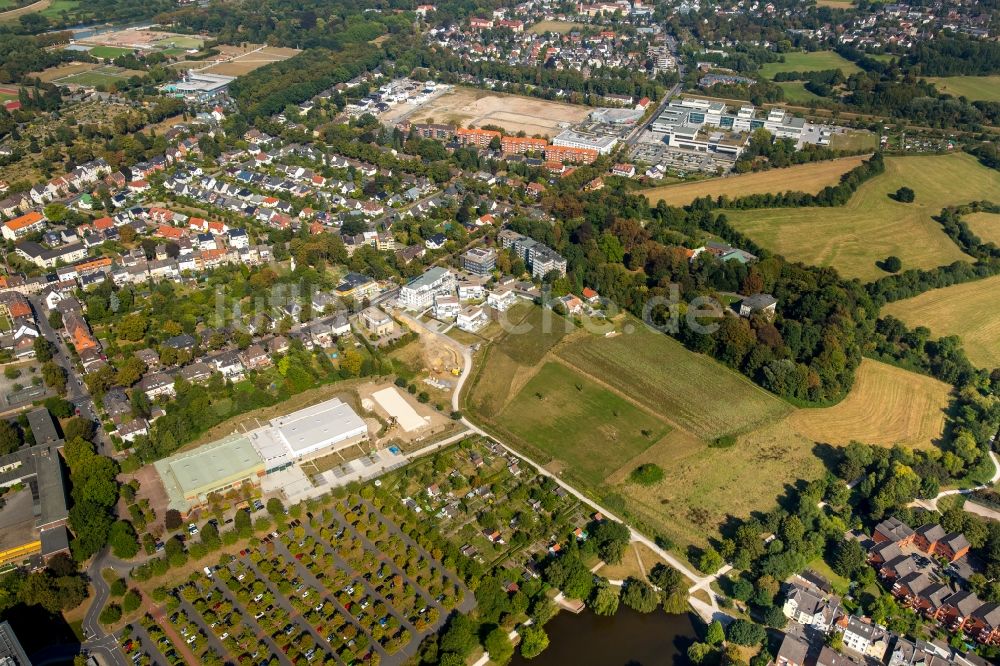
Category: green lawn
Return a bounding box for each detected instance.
[759,51,862,79]
[39,0,79,17]
[927,76,1000,103]
[87,45,132,59]
[777,80,822,103]
[495,361,670,486]
[724,153,994,282]
[154,35,204,50]
[555,321,794,441]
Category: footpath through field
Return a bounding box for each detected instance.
[399,312,734,622]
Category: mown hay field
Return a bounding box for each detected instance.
[465,306,956,553]
[965,211,1000,246]
[643,156,867,207]
[786,359,950,449]
[724,153,994,281]
[882,274,1000,369]
[927,76,1000,103]
[554,322,793,440]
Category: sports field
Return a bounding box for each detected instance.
[882,274,1000,369]
[388,85,593,138]
[724,153,995,281]
[528,20,587,34]
[87,45,132,59]
[155,34,204,50]
[643,155,867,207]
[759,51,862,79]
[466,306,960,551]
[787,359,950,449]
[202,46,300,77]
[54,65,145,89]
[965,211,1000,246]
[927,76,1000,103]
[496,362,671,486]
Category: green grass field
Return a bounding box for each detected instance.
[496,362,671,486]
[57,66,144,88]
[555,322,793,440]
[759,51,862,79]
[724,153,995,281]
[927,76,1000,103]
[882,274,1000,369]
[154,35,204,49]
[87,45,132,59]
[465,303,572,418]
[465,304,951,552]
[39,0,78,17]
[777,80,822,103]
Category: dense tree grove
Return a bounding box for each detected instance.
[519,166,881,403]
[903,33,1000,77]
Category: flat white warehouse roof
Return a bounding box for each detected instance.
[248,397,368,462]
[372,387,427,432]
[273,399,367,456]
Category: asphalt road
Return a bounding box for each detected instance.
[28,296,111,455]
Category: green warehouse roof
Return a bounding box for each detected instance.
[154,433,264,512]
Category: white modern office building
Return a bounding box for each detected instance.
[398,267,456,311]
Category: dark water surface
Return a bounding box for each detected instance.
[509,606,700,666]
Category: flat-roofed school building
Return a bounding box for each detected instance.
[248,398,368,471]
[154,434,265,514]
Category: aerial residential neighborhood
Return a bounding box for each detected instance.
[0,0,999,664]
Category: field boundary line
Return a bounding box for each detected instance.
[546,353,681,432]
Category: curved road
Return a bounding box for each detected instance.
[81,549,129,666]
[397,311,731,622]
[910,450,1000,512]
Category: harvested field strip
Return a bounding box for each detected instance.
[555,321,793,440]
[882,274,1000,369]
[642,156,867,207]
[786,358,951,449]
